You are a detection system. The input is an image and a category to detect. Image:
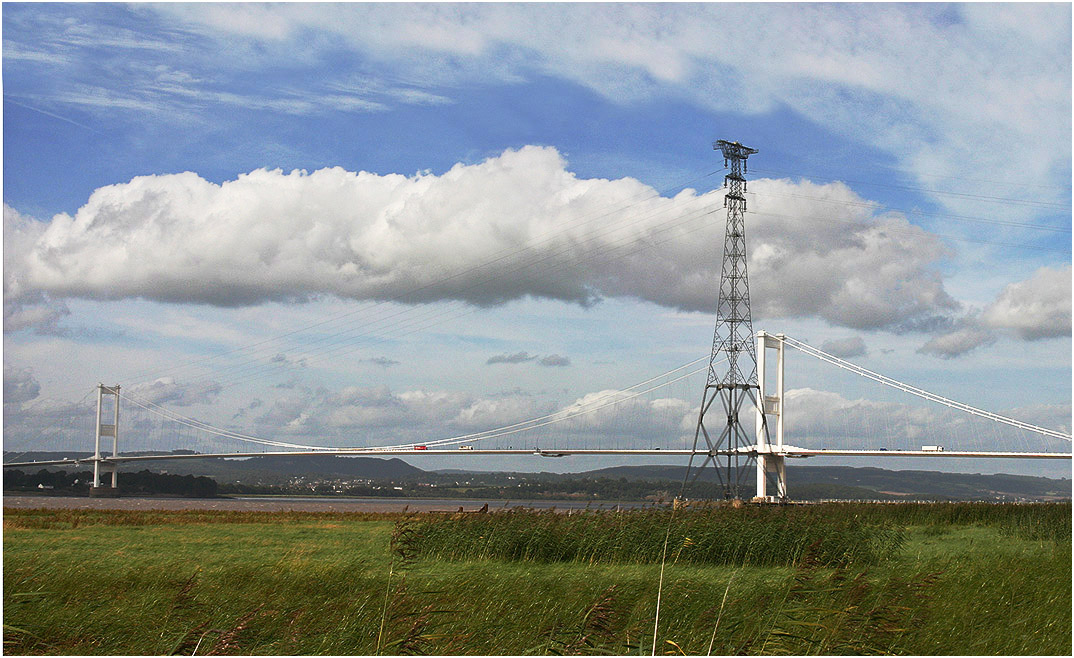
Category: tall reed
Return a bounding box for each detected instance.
[406,506,905,567]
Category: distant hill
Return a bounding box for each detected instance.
[3,452,423,482]
[214,455,425,479]
[579,464,1072,501]
[5,452,1070,501]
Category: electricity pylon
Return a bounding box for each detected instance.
[688,139,762,499]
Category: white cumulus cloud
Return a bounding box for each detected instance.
[982,265,1072,340]
[3,147,960,333]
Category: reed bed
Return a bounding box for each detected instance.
[820,501,1073,542]
[4,503,1069,654]
[406,506,906,567]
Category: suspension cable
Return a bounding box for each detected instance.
[118,355,714,452]
[781,335,1071,441]
[362,360,713,451]
[119,394,333,450]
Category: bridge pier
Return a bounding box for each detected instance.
[755,452,786,501]
[755,331,787,501]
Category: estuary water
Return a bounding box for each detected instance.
[2,494,659,513]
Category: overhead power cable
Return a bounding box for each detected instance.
[116,190,718,395]
[109,167,723,391]
[194,179,1069,391]
[120,393,326,450]
[746,208,1070,255]
[16,167,726,457]
[206,200,720,391]
[131,166,1066,397]
[748,188,1071,233]
[749,166,1071,210]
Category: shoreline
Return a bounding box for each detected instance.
[2,493,659,513]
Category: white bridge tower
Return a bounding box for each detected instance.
[91,384,120,493]
[755,331,787,500]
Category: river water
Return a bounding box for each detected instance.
[2,494,660,513]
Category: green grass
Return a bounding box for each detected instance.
[3,503,1070,655]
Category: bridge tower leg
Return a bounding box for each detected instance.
[91,384,120,495]
[755,332,787,500]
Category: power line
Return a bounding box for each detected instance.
[147,195,720,393]
[193,200,720,393]
[747,208,1070,255]
[749,166,1071,210]
[10,175,726,452]
[17,148,1072,446]
[750,163,1071,194]
[109,167,724,392]
[748,188,1071,233]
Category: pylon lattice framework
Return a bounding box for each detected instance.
[689,139,764,499]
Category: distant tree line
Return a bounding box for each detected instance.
[4,469,218,498]
[10,467,1042,502]
[218,476,712,501]
[215,476,942,502]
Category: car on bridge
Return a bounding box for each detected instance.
[414,445,428,450]
[458,445,474,450]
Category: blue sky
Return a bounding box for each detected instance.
[3,3,1071,478]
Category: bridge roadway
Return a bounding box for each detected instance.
[5,445,1070,469]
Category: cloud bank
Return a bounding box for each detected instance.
[4,146,960,335]
[147,3,1070,217]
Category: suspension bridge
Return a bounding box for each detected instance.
[4,140,1070,500]
[4,330,1069,500]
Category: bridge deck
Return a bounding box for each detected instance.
[4,447,1070,468]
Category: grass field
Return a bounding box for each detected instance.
[3,503,1070,655]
